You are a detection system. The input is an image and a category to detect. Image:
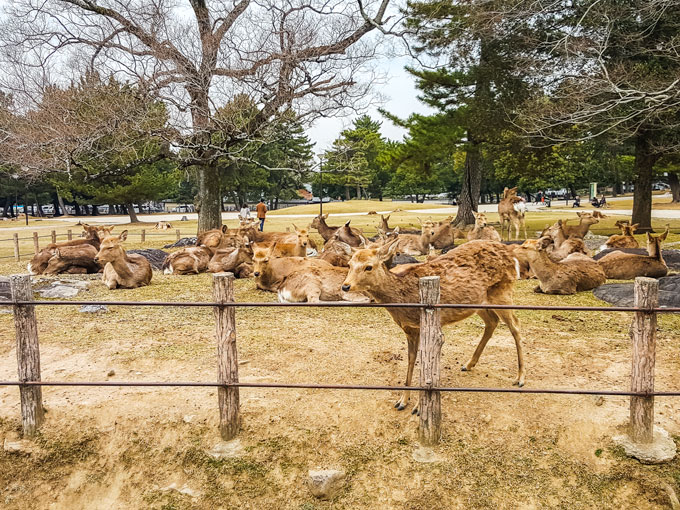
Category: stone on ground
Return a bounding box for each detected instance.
[80,304,108,313]
[307,469,346,500]
[35,280,90,298]
[128,249,168,270]
[613,427,677,464]
[207,439,244,459]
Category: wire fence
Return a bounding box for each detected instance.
[3,273,678,449]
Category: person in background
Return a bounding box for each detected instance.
[572,195,581,207]
[256,198,267,231]
[599,194,607,208]
[239,202,250,221]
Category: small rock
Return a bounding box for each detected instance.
[238,360,250,365]
[183,415,195,423]
[80,304,108,313]
[181,216,188,221]
[412,446,442,463]
[207,439,244,459]
[595,396,604,406]
[159,483,201,499]
[107,370,116,377]
[3,438,36,455]
[307,469,346,500]
[613,427,677,464]
[482,414,492,424]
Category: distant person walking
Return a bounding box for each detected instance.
[239,202,251,221]
[256,198,267,231]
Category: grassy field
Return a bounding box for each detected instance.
[0,205,679,509]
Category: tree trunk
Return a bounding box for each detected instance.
[73,203,81,216]
[3,197,11,217]
[51,193,61,216]
[196,165,222,233]
[631,132,659,232]
[125,202,140,223]
[345,185,351,201]
[57,193,68,216]
[668,172,680,203]
[454,141,481,227]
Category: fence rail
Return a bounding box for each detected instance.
[2,273,678,453]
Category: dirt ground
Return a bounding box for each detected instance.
[0,210,679,509]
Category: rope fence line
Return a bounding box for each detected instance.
[0,380,679,397]
[3,273,679,452]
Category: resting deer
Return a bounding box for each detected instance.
[341,239,525,412]
[561,211,604,238]
[252,244,334,292]
[95,231,153,289]
[43,245,100,275]
[390,221,436,256]
[498,187,528,240]
[311,214,366,246]
[549,220,589,261]
[329,220,368,247]
[467,212,501,241]
[253,225,311,258]
[378,214,395,233]
[278,265,369,303]
[430,216,466,249]
[597,227,669,280]
[162,246,213,275]
[516,237,606,294]
[318,238,353,267]
[207,236,254,277]
[154,221,172,230]
[601,221,640,252]
[28,224,104,275]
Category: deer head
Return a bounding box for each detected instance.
[472,212,489,228]
[341,239,400,293]
[95,230,128,265]
[252,242,276,278]
[292,224,309,248]
[646,226,669,258]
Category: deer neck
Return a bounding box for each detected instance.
[362,268,419,304]
[318,219,336,240]
[528,250,559,280]
[109,251,136,281]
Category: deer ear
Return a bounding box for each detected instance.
[576,212,582,218]
[54,248,61,258]
[221,225,228,233]
[344,220,351,227]
[385,215,390,221]
[393,226,400,234]
[268,242,277,255]
[660,226,669,241]
[377,238,400,262]
[119,230,128,241]
[630,223,639,232]
[323,214,328,219]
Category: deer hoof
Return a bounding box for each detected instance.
[395,402,406,411]
[460,366,468,372]
[514,379,525,387]
[411,407,419,416]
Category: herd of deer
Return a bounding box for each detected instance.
[23,195,674,412]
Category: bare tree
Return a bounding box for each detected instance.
[0,0,395,232]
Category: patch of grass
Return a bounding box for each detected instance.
[595,448,603,457]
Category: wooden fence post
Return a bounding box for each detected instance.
[213,273,240,440]
[630,277,658,443]
[10,274,44,436]
[418,276,443,445]
[13,233,20,261]
[33,232,39,254]
[51,230,56,244]
[176,229,181,241]
[140,229,146,243]
[67,229,73,241]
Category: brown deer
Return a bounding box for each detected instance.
[378,214,394,233]
[252,244,335,292]
[162,246,213,275]
[341,239,525,411]
[498,187,528,240]
[253,225,311,258]
[28,224,105,274]
[154,221,172,230]
[601,221,640,252]
[467,212,501,241]
[197,225,231,250]
[207,237,254,277]
[95,231,153,289]
[597,227,669,279]
[550,220,589,261]
[390,221,436,256]
[430,216,466,249]
[516,237,606,294]
[278,266,369,303]
[561,211,604,238]
[43,245,100,275]
[311,214,366,246]
[328,220,367,247]
[318,238,353,267]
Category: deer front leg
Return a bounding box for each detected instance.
[395,328,420,411]
[462,310,499,372]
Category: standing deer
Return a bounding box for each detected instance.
[498,187,527,240]
[94,231,152,289]
[341,239,525,412]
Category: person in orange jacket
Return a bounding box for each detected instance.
[256,198,268,231]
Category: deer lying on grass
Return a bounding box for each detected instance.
[597,227,669,279]
[390,221,436,256]
[253,225,311,258]
[42,245,100,275]
[318,238,354,267]
[549,220,589,261]
[601,221,640,252]
[278,265,369,303]
[207,237,254,277]
[341,239,525,411]
[252,244,335,292]
[95,231,152,289]
[516,237,606,294]
[154,221,172,230]
[378,214,395,233]
[197,225,231,250]
[162,246,213,275]
[429,216,466,249]
[311,214,366,246]
[467,212,501,241]
[498,187,528,240]
[561,211,604,238]
[28,224,105,275]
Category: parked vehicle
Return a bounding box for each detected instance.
[652,182,670,191]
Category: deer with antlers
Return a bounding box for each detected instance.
[341,239,525,412]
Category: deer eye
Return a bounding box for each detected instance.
[365,265,373,272]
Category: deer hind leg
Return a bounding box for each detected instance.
[462,309,499,373]
[395,327,420,411]
[495,309,525,387]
